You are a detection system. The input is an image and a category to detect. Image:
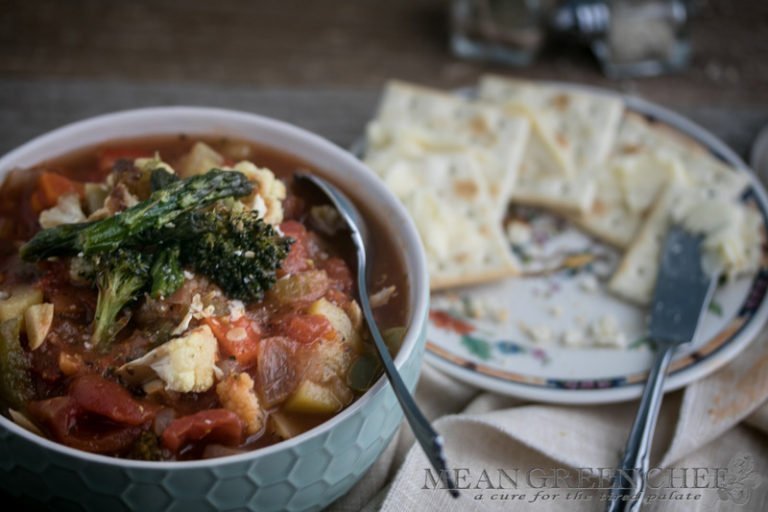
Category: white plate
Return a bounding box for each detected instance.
[358,84,768,404]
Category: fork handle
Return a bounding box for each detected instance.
[606,344,674,512]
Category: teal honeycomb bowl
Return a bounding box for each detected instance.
[0,108,430,512]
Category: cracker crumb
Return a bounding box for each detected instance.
[561,328,585,347]
[519,322,553,344]
[547,305,562,318]
[506,220,532,245]
[589,315,627,348]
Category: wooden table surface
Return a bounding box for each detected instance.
[1,0,767,159]
[0,0,767,509]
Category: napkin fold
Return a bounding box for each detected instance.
[330,329,768,511]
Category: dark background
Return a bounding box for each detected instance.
[0,0,767,158]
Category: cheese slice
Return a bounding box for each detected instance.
[365,148,519,289]
[367,80,529,218]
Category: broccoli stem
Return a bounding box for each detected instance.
[150,245,184,299]
[21,169,253,261]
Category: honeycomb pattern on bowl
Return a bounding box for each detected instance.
[0,330,425,512]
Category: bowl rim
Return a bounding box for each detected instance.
[0,106,430,469]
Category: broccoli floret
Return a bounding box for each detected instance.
[150,245,184,299]
[126,430,163,461]
[174,205,293,302]
[91,248,152,346]
[21,169,253,261]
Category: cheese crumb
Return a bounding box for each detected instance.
[173,293,216,335]
[561,328,585,347]
[519,322,553,344]
[578,274,599,293]
[506,220,532,246]
[589,316,627,348]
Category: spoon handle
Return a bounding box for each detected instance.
[357,271,459,498]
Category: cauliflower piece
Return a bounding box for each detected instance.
[216,373,264,435]
[134,154,176,176]
[232,162,286,225]
[118,325,220,393]
[39,193,86,228]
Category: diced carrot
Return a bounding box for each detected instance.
[97,148,152,173]
[32,172,84,212]
[205,316,261,366]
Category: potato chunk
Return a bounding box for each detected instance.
[307,298,362,352]
[0,286,43,323]
[284,380,344,414]
[24,303,54,350]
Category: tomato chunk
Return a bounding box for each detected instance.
[204,316,261,366]
[279,220,310,274]
[161,409,244,453]
[70,374,156,426]
[283,314,334,344]
[28,396,141,454]
[321,257,354,293]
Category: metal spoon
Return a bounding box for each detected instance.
[295,172,459,498]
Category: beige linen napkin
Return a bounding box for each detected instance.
[330,329,768,511]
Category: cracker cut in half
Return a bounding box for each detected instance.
[609,179,757,305]
[366,80,529,218]
[478,75,624,214]
[577,113,751,249]
[365,148,519,290]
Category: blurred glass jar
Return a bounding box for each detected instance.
[450,0,550,66]
[552,0,691,77]
[451,0,692,78]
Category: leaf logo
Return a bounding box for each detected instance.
[718,454,762,505]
